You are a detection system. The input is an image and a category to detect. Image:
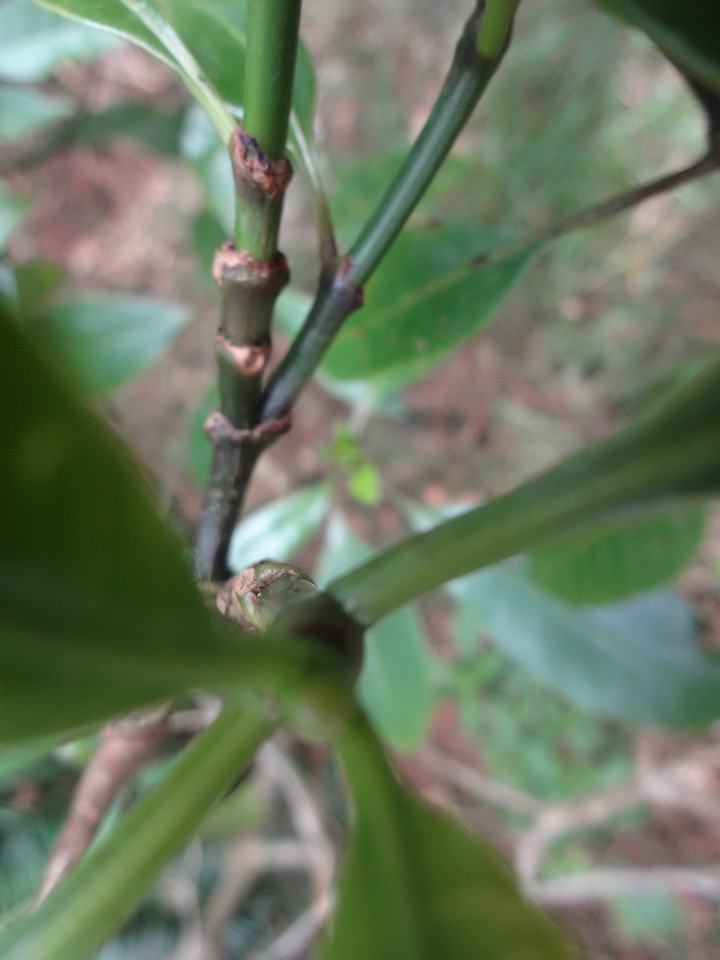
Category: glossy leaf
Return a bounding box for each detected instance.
[32,296,190,394]
[228,483,331,572]
[593,0,720,91]
[530,502,706,604]
[323,223,532,383]
[0,0,118,83]
[0,306,243,743]
[450,559,720,728]
[321,714,577,960]
[316,514,432,750]
[0,87,73,142]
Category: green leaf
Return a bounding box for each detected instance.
[324,223,534,383]
[36,0,316,135]
[450,559,720,728]
[0,305,243,743]
[31,296,190,394]
[0,0,119,83]
[228,483,331,572]
[321,714,577,960]
[73,102,186,154]
[316,515,433,750]
[0,87,74,142]
[0,700,275,960]
[593,0,720,92]
[530,502,706,604]
[180,105,236,233]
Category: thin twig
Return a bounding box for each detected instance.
[35,710,171,903]
[543,152,719,243]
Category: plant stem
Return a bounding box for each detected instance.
[262,0,516,420]
[477,0,522,57]
[235,0,303,259]
[194,3,303,582]
[243,0,303,160]
[327,356,720,626]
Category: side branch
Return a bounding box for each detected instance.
[545,151,719,243]
[262,257,363,420]
[261,0,517,420]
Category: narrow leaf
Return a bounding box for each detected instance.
[530,502,706,604]
[32,295,190,394]
[316,515,433,749]
[324,223,533,383]
[451,559,720,728]
[321,714,577,960]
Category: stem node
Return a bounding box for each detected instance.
[230,126,294,200]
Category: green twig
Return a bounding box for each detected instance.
[262,0,517,420]
[327,356,720,626]
[235,0,303,258]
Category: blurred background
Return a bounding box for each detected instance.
[2,0,720,956]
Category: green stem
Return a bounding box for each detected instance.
[243,0,303,159]
[1,699,276,960]
[348,0,509,288]
[262,0,515,419]
[327,356,720,626]
[194,2,302,580]
[235,0,303,258]
[477,0,522,57]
